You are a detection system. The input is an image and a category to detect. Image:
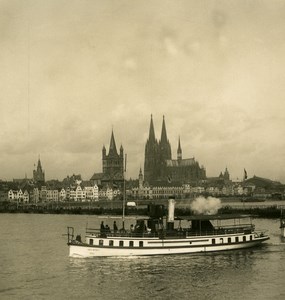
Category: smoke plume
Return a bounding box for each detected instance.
[191,196,222,215]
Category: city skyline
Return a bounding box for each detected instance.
[1,1,285,183]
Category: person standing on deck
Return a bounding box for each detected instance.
[113,221,118,235]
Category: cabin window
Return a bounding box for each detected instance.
[119,241,124,247]
[129,241,134,247]
[109,240,114,246]
[99,240,104,246]
[243,236,246,242]
[228,238,231,243]
[235,237,239,243]
[139,241,144,247]
[212,239,216,244]
[89,239,93,245]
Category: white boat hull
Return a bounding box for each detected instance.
[68,235,269,258]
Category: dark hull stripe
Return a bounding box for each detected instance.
[68,237,269,250]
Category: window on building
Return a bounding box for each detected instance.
[212,239,216,244]
[235,237,239,243]
[139,241,143,247]
[109,240,114,246]
[119,241,124,247]
[89,239,93,245]
[99,240,104,246]
[129,241,134,247]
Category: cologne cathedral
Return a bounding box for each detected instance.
[144,115,206,185]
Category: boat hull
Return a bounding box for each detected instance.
[68,236,269,258]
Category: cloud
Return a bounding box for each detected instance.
[0,1,285,182]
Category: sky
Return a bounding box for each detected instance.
[0,0,285,183]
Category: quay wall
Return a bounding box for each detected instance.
[0,199,285,218]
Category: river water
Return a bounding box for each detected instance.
[0,213,285,300]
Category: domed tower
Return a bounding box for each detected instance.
[224,167,230,180]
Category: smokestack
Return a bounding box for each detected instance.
[168,198,175,222]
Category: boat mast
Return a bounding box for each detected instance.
[122,153,127,230]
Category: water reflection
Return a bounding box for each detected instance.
[66,250,260,299]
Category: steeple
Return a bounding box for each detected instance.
[120,144,124,157]
[177,136,182,161]
[108,130,118,156]
[160,115,167,144]
[37,156,42,172]
[33,155,45,183]
[159,115,172,160]
[139,167,143,184]
[144,114,159,184]
[148,114,156,143]
[102,145,106,158]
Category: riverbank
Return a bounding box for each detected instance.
[1,199,284,218]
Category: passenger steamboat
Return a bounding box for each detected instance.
[66,199,269,257]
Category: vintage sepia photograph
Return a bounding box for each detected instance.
[1,0,285,299]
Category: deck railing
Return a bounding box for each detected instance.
[85,224,254,239]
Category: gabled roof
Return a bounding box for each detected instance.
[90,173,103,180]
[166,158,195,167]
[245,176,282,187]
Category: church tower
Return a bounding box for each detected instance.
[224,167,230,180]
[102,130,124,187]
[139,167,144,189]
[33,156,45,184]
[144,115,159,184]
[177,136,182,162]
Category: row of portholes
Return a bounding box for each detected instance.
[89,239,144,248]
[212,235,253,244]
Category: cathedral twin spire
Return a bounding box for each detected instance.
[146,115,171,150]
[144,115,174,183]
[148,114,156,144]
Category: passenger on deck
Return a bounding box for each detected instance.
[100,221,105,233]
[105,225,111,233]
[113,221,118,234]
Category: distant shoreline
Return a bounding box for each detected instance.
[0,199,284,218]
